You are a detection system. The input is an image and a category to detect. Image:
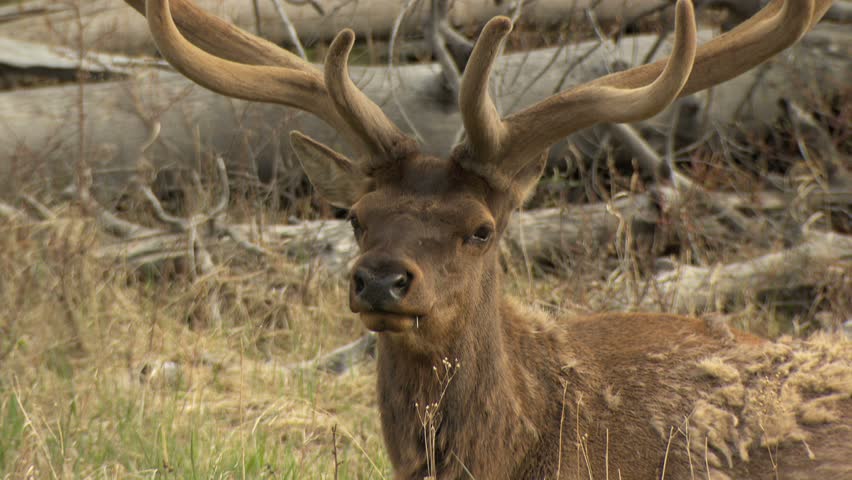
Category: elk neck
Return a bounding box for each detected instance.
[374,247,571,478]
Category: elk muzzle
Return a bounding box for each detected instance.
[349,256,425,332]
[352,266,411,307]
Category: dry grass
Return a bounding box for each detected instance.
[3,204,840,479]
[0,214,389,479]
[0,1,847,477]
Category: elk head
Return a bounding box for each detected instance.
[296,4,699,351]
[139,0,830,354]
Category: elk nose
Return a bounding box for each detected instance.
[352,266,412,310]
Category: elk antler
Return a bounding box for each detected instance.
[457,0,833,190]
[141,0,412,170]
[124,0,297,67]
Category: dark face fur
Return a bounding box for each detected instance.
[344,154,515,351]
[290,129,544,352]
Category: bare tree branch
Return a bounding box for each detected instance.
[270,0,307,59]
[427,0,462,95]
[60,182,155,239]
[140,186,188,232]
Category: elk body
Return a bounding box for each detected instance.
[132,0,851,478]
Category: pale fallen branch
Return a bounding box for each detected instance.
[651,231,852,314]
[140,186,188,231]
[0,37,168,74]
[18,194,55,221]
[62,181,157,239]
[287,332,377,374]
[135,156,237,327]
[269,0,306,59]
[0,200,28,220]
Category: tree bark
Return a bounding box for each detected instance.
[2,26,847,202]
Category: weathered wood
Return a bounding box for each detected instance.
[286,333,377,374]
[0,34,163,88]
[0,0,664,55]
[649,231,852,313]
[92,199,650,273]
[90,190,783,272]
[506,194,660,260]
[0,200,28,220]
[2,27,847,201]
[0,37,167,73]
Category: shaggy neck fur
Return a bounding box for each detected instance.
[375,254,569,479]
[371,212,852,480]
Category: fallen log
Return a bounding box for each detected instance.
[90,196,657,274]
[0,0,666,56]
[647,231,852,314]
[96,188,831,276]
[2,26,847,202]
[0,37,168,74]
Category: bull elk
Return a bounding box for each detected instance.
[130,0,850,478]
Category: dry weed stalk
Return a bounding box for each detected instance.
[417,357,461,479]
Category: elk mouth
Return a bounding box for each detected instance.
[359,311,426,333]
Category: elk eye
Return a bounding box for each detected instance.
[349,214,363,236]
[466,224,493,245]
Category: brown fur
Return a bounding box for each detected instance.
[342,154,852,479]
[134,0,848,477]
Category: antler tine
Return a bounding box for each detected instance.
[325,30,416,165]
[458,0,696,189]
[458,17,512,171]
[458,0,831,191]
[672,0,827,97]
[143,0,408,164]
[562,0,826,101]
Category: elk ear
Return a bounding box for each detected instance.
[290,131,370,208]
